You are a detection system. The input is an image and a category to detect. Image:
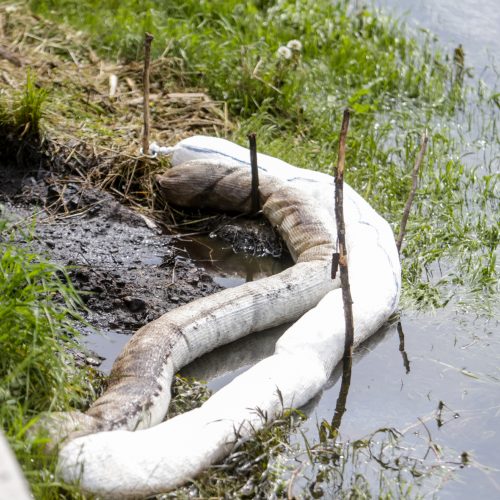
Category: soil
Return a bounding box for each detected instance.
[0,160,287,370]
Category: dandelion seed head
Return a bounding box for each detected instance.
[277,46,292,60]
[287,39,303,52]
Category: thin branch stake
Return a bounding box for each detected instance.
[396,131,428,254]
[333,108,354,359]
[142,32,154,155]
[248,133,260,213]
[330,109,354,433]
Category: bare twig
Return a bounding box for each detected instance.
[248,133,260,214]
[418,417,442,460]
[142,32,154,155]
[0,46,23,67]
[396,131,429,254]
[287,464,304,499]
[333,108,354,359]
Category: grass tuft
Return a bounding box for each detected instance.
[0,219,98,498]
[0,70,48,138]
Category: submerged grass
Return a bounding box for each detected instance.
[294,423,463,499]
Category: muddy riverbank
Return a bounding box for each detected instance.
[0,158,289,370]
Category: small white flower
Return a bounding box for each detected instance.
[277,46,292,60]
[286,39,303,52]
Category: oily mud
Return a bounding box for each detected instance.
[0,161,289,371]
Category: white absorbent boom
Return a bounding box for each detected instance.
[50,136,401,497]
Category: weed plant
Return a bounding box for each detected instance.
[0,220,97,498]
[167,375,212,418]
[0,70,47,138]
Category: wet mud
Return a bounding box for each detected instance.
[0,161,289,370]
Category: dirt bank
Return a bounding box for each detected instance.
[0,159,288,370]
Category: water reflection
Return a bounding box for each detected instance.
[181,318,401,429]
[181,324,289,389]
[80,327,129,374]
[397,321,411,374]
[330,356,353,433]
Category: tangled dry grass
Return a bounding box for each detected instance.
[0,2,230,213]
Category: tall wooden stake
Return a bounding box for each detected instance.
[334,109,354,359]
[248,133,260,213]
[330,109,354,433]
[396,131,428,254]
[142,32,154,155]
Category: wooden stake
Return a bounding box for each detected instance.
[396,131,428,254]
[248,132,260,213]
[333,109,354,359]
[142,32,154,156]
[330,109,355,433]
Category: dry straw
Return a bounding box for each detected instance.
[0,3,230,216]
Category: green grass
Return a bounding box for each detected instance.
[167,407,306,499]
[0,219,97,498]
[0,70,48,138]
[30,0,456,115]
[30,0,499,313]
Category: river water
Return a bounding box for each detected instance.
[378,0,500,86]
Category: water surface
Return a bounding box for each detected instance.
[377,0,500,85]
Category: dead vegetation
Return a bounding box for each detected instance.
[0,2,231,215]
